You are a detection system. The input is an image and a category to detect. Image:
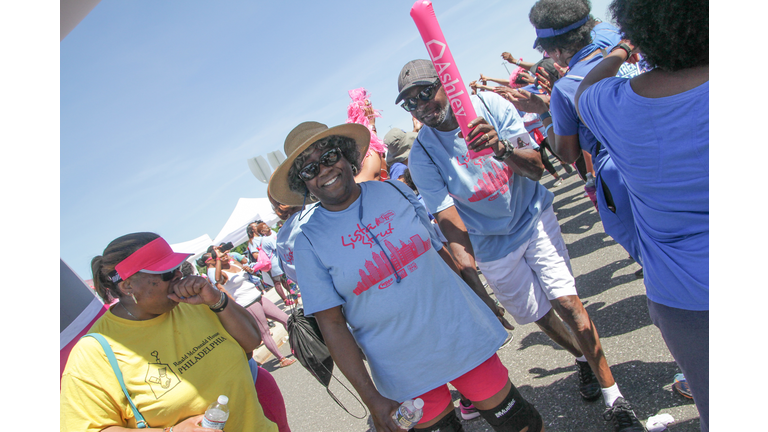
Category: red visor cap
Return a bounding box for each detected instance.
[114,237,192,281]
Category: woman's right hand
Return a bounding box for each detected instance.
[368,395,405,432]
[168,275,221,306]
[170,414,219,431]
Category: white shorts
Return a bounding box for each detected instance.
[477,206,577,325]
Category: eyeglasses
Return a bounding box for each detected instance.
[160,266,182,282]
[297,147,343,181]
[400,79,442,112]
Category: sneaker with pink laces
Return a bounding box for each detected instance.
[459,400,480,420]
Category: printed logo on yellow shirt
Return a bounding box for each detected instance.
[145,350,181,399]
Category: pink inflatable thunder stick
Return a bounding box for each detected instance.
[410,0,492,158]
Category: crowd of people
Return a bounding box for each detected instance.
[61,0,708,431]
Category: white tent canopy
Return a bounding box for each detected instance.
[170,233,214,263]
[212,198,280,249]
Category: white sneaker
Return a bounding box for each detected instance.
[553,177,564,187]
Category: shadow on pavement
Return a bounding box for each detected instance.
[521,360,699,432]
[583,295,654,338]
[554,199,596,221]
[559,210,603,235]
[575,256,638,295]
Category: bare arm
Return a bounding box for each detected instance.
[480,74,510,87]
[101,414,212,431]
[541,117,582,164]
[314,307,402,432]
[501,52,536,69]
[575,44,634,120]
[435,206,512,332]
[168,275,262,353]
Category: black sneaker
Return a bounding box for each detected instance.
[602,397,645,432]
[576,360,601,401]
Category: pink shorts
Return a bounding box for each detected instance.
[416,354,509,424]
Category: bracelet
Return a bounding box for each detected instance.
[209,290,226,310]
[539,111,552,121]
[492,139,515,162]
[545,123,555,136]
[163,427,174,432]
[610,43,633,60]
[516,57,522,65]
[210,293,229,313]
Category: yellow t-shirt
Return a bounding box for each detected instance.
[60,302,277,432]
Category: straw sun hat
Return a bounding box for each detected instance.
[268,121,370,206]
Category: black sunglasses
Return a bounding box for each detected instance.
[400,79,442,112]
[160,266,182,282]
[297,147,343,181]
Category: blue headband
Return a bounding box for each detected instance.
[533,15,589,48]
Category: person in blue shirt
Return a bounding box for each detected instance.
[528,0,643,268]
[574,0,709,429]
[269,121,543,432]
[397,56,641,432]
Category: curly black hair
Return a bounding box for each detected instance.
[609,0,708,71]
[529,0,596,54]
[287,135,362,197]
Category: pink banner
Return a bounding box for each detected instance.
[410,0,492,158]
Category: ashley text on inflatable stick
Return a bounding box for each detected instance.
[410,0,493,158]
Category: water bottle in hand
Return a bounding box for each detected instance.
[392,398,424,429]
[201,395,229,430]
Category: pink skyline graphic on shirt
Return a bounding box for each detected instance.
[353,234,431,296]
[468,162,513,202]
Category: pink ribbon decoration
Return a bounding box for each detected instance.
[410,0,492,158]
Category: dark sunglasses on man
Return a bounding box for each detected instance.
[400,79,442,112]
[297,147,343,181]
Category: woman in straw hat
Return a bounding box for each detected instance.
[60,232,277,432]
[268,122,544,432]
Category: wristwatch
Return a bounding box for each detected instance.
[493,139,515,161]
[610,43,633,60]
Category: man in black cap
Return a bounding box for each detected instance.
[396,58,642,432]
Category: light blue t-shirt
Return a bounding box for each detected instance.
[293,181,507,401]
[579,78,709,311]
[408,92,554,263]
[275,204,318,282]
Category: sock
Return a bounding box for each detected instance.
[601,383,623,408]
[575,356,587,362]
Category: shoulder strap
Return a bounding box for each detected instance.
[382,180,410,201]
[82,333,149,428]
[414,137,441,175]
[475,92,493,116]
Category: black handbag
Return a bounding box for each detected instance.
[286,307,367,418]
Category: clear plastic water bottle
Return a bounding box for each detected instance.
[392,398,424,429]
[201,395,229,430]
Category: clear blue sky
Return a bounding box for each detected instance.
[60,0,617,279]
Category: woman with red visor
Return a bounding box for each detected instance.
[60,232,278,432]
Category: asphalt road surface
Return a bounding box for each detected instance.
[260,165,701,432]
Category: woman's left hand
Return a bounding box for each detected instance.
[168,276,221,306]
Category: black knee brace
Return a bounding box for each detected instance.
[477,385,543,432]
[409,408,464,432]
